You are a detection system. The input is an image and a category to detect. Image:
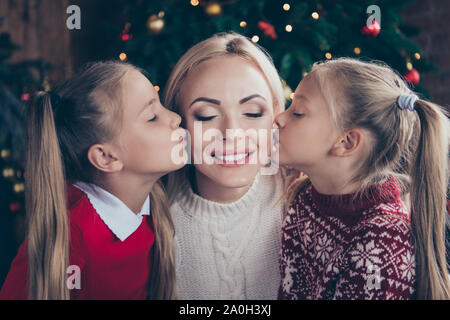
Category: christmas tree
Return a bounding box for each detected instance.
[112,0,433,99]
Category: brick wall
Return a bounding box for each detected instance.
[402,0,450,109]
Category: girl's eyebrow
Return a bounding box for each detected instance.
[295,94,310,102]
[189,94,266,108]
[139,98,157,114]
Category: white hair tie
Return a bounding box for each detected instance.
[397,94,418,111]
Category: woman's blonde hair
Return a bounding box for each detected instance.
[26,61,176,299]
[163,31,285,201]
[288,57,450,299]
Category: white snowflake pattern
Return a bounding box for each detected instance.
[398,250,415,282]
[315,233,334,265]
[350,239,384,270]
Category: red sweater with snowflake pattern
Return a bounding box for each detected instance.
[278,177,416,300]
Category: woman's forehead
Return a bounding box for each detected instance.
[179,56,272,101]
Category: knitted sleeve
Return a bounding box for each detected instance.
[333,213,415,300]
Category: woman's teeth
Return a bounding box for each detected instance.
[213,152,252,162]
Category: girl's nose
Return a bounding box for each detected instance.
[170,111,182,129]
[275,112,286,128]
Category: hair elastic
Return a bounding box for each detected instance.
[397,93,418,111]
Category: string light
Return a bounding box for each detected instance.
[251,35,259,43]
[285,24,293,32]
[119,53,127,61]
[240,21,247,28]
[1,149,11,159]
[13,183,25,193]
[283,3,290,11]
[289,92,295,100]
[154,85,160,92]
[2,168,14,178]
[190,0,199,6]
[406,59,413,71]
[325,52,332,59]
[414,53,421,60]
[354,47,361,55]
[312,12,319,20]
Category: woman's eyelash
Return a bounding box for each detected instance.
[148,115,157,122]
[195,115,216,121]
[244,113,263,118]
[293,112,304,118]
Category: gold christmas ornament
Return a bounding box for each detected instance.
[205,2,222,16]
[147,14,165,34]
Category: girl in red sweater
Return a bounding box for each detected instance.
[275,58,449,300]
[0,61,187,299]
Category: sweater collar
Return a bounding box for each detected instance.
[309,176,402,218]
[73,182,150,241]
[177,171,262,219]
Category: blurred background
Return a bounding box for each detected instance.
[0,0,449,288]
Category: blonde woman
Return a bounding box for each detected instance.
[163,32,299,299]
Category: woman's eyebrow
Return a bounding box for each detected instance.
[189,97,221,108]
[239,94,266,104]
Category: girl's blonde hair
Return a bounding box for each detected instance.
[289,57,449,300]
[26,61,176,299]
[163,31,285,201]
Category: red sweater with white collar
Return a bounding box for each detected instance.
[0,184,155,300]
[278,177,416,300]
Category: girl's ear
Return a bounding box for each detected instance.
[87,144,123,173]
[330,128,364,157]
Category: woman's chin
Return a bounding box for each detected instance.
[197,163,261,188]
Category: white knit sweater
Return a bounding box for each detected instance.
[171,170,291,300]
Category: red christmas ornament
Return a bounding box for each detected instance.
[361,19,381,37]
[121,33,132,41]
[404,68,420,85]
[121,23,132,42]
[9,202,21,212]
[21,93,30,101]
[258,21,277,39]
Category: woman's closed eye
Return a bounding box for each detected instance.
[244,112,263,118]
[148,115,157,122]
[292,112,304,118]
[194,114,217,121]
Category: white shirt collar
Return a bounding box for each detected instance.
[73,182,151,242]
